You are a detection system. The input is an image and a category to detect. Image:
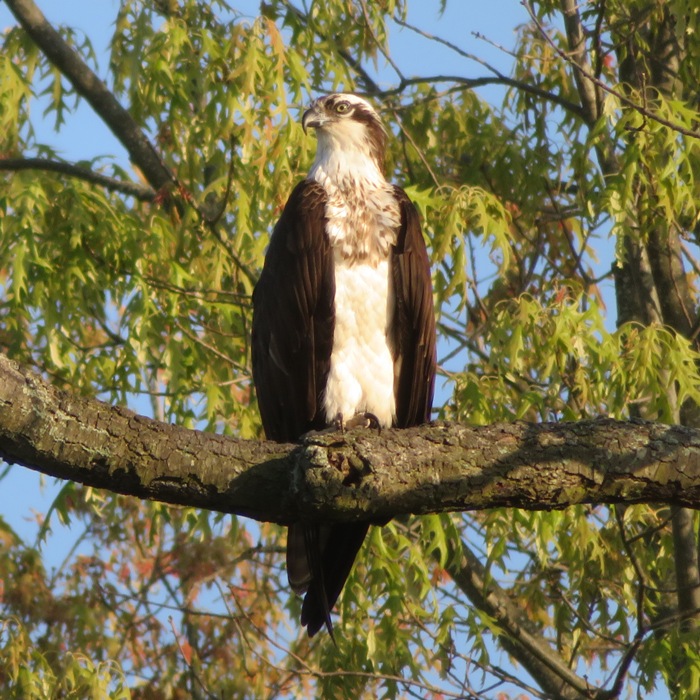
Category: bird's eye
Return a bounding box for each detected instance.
[335,102,350,114]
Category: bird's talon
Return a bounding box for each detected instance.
[342,411,381,433]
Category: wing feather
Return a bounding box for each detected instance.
[252,180,348,637]
[390,186,437,428]
[252,180,334,441]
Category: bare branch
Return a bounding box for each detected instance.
[390,16,586,118]
[0,157,155,201]
[357,0,405,83]
[4,0,176,191]
[378,74,586,120]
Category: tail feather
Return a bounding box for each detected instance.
[301,525,335,639]
[287,522,370,637]
[286,523,312,594]
[300,523,370,637]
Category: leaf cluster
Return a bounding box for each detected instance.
[2,0,700,697]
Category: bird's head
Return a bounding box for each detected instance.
[302,93,387,175]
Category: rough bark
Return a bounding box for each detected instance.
[2,353,700,525]
[622,4,700,637]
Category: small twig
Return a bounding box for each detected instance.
[168,616,219,700]
[203,133,238,226]
[522,0,700,140]
[228,593,467,699]
[392,115,440,187]
[173,318,250,374]
[394,13,518,82]
[592,0,608,81]
[357,0,405,82]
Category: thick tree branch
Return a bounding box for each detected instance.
[4,0,259,286]
[559,0,603,125]
[2,354,700,524]
[4,0,175,192]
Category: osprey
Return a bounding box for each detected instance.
[252,93,436,637]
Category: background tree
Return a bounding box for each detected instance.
[1,0,699,698]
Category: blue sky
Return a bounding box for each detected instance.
[0,1,528,164]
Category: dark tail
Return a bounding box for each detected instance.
[287,522,370,637]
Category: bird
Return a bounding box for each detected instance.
[251,93,436,637]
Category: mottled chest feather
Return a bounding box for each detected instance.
[308,154,400,264]
[325,181,400,262]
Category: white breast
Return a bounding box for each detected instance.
[308,140,401,428]
[323,259,395,427]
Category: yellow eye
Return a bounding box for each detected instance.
[335,101,350,114]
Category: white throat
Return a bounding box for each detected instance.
[308,127,385,189]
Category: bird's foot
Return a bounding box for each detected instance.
[301,412,382,440]
[339,411,382,435]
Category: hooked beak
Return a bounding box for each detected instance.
[301,102,326,134]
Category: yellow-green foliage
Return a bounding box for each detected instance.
[1,0,699,698]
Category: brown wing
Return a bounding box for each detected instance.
[252,180,334,442]
[390,186,437,428]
